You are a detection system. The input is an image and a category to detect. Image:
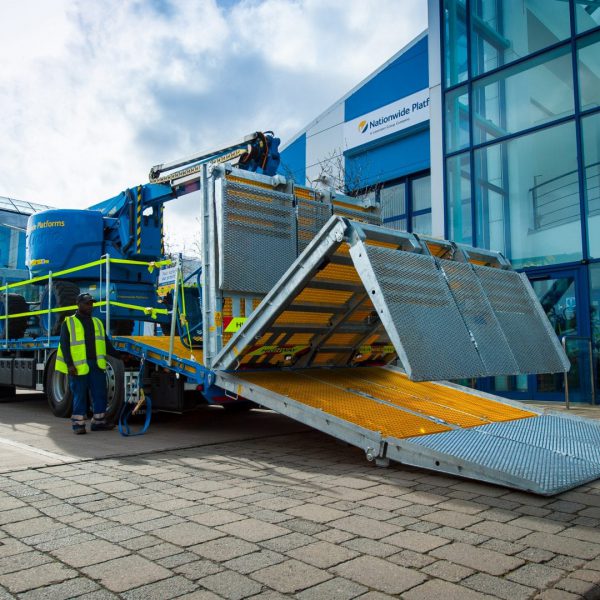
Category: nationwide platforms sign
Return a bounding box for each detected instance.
[344,88,430,151]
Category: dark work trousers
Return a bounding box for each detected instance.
[69,361,108,431]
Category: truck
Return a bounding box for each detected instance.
[1,130,599,496]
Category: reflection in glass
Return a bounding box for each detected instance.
[412,212,432,236]
[578,32,600,112]
[471,0,571,76]
[380,183,405,221]
[590,264,600,396]
[444,0,468,88]
[576,1,600,33]
[582,112,600,258]
[446,153,472,244]
[412,176,432,212]
[446,85,469,152]
[474,122,582,268]
[472,47,574,144]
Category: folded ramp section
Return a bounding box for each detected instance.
[215,366,600,495]
[212,218,568,381]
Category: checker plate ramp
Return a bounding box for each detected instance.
[215,366,600,495]
[213,217,568,380]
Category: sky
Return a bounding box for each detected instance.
[0,0,427,253]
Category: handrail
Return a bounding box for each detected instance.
[561,335,596,409]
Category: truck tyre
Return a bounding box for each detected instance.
[0,294,29,339]
[45,352,125,422]
[40,281,80,336]
[45,351,72,418]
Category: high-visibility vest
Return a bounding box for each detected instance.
[55,315,107,375]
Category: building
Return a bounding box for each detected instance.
[0,196,51,294]
[279,1,600,403]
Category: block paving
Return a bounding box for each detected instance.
[0,430,600,598]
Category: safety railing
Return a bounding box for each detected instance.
[0,255,172,350]
[562,335,596,409]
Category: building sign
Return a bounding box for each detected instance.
[344,88,430,150]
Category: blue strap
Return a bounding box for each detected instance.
[118,396,152,436]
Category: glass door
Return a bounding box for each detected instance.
[528,267,589,401]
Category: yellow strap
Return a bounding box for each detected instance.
[179,268,193,349]
[0,258,172,292]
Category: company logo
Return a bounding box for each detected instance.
[358,120,368,133]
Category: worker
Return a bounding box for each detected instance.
[55,293,124,434]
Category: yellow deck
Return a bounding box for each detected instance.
[123,336,204,368]
[236,368,535,440]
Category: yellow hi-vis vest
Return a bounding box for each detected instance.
[55,315,107,375]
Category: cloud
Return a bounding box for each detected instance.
[0,0,427,251]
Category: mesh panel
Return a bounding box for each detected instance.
[363,245,487,381]
[297,199,331,253]
[221,181,297,294]
[439,260,519,375]
[474,266,569,374]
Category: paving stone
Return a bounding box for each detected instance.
[252,558,331,594]
[332,555,426,595]
[34,531,95,552]
[521,531,600,560]
[560,526,600,545]
[139,542,183,560]
[467,520,531,541]
[547,554,586,571]
[287,540,359,568]
[398,491,446,505]
[199,569,263,599]
[382,530,449,552]
[330,515,398,540]
[509,516,565,534]
[422,510,482,529]
[2,516,60,538]
[314,528,355,544]
[430,542,525,576]
[217,518,289,542]
[355,593,396,600]
[534,590,581,600]
[112,508,166,525]
[121,575,197,599]
[296,576,368,600]
[81,554,172,592]
[515,547,555,563]
[555,577,600,598]
[571,569,600,583]
[0,550,51,575]
[507,563,566,589]
[223,549,285,574]
[387,549,436,569]
[461,573,535,600]
[18,576,99,600]
[427,526,489,545]
[0,537,31,559]
[0,562,77,594]
[260,532,314,552]
[158,551,200,568]
[285,503,347,523]
[190,510,247,527]
[402,579,492,600]
[480,538,526,556]
[174,559,223,580]
[154,522,224,547]
[421,559,474,582]
[341,536,399,558]
[51,538,130,567]
[281,518,327,535]
[120,535,162,551]
[191,536,260,561]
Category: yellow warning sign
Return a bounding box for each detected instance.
[224,317,247,333]
[247,344,309,358]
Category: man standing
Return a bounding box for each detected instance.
[55,293,124,434]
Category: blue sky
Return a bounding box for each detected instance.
[0,0,427,252]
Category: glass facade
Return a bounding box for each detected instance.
[440,0,600,401]
[378,173,432,234]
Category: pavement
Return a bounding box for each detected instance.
[0,394,600,599]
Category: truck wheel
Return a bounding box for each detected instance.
[0,294,29,339]
[104,355,125,424]
[45,353,124,422]
[40,281,80,336]
[45,351,72,418]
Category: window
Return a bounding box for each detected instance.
[472,46,574,144]
[446,153,473,245]
[578,31,600,112]
[444,0,468,88]
[380,183,406,230]
[471,0,571,76]
[474,121,582,268]
[379,175,431,234]
[445,85,470,152]
[411,175,432,236]
[576,0,600,33]
[582,112,600,258]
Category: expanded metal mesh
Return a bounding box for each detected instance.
[363,246,487,381]
[220,181,297,294]
[297,199,332,253]
[474,266,570,374]
[439,260,519,375]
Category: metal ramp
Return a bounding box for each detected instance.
[215,367,600,495]
[212,216,569,380]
